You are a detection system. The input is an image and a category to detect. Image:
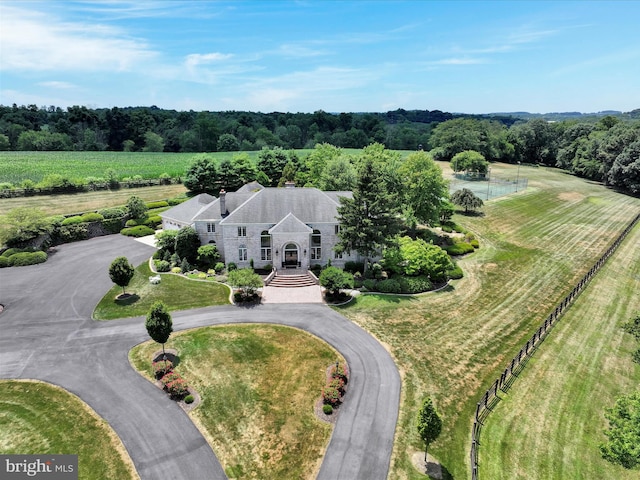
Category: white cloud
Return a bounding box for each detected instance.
[0,4,158,72]
[38,81,77,89]
[184,52,234,69]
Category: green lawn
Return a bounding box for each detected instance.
[478,223,640,480]
[93,262,230,320]
[0,380,138,480]
[338,163,640,479]
[130,324,340,479]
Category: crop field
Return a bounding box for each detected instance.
[0,151,262,184]
[339,164,640,479]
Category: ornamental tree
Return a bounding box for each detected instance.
[319,266,354,297]
[451,188,484,214]
[417,397,442,463]
[126,195,148,220]
[108,256,135,295]
[145,301,173,358]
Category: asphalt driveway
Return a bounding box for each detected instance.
[0,235,400,479]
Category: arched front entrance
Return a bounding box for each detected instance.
[283,243,299,268]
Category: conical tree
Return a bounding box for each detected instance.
[417,397,442,463]
[335,156,401,274]
[145,301,173,358]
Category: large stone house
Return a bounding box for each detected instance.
[160,182,363,270]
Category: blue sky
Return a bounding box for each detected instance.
[1,0,639,114]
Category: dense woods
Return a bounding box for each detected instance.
[0,104,639,194]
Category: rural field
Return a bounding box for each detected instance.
[338,163,640,479]
[478,220,640,480]
[130,324,340,480]
[0,380,138,480]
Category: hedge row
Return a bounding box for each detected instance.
[0,249,47,267]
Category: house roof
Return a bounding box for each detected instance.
[159,193,215,223]
[160,185,352,226]
[269,212,313,234]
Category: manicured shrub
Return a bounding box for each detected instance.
[0,257,9,268]
[146,201,169,209]
[120,225,155,237]
[155,260,170,272]
[144,215,162,228]
[2,248,22,257]
[152,360,173,379]
[362,279,377,291]
[184,394,195,404]
[322,404,333,415]
[168,197,188,206]
[397,275,432,294]
[97,207,126,219]
[328,377,346,395]
[330,362,349,383]
[80,212,104,222]
[61,215,84,226]
[444,242,475,256]
[8,251,48,267]
[214,262,225,273]
[376,279,401,294]
[161,372,189,399]
[125,219,139,227]
[447,265,464,280]
[171,267,182,274]
[227,262,237,271]
[470,239,480,249]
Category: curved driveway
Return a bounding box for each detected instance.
[0,235,400,480]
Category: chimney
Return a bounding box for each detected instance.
[219,189,226,217]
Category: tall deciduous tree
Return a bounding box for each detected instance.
[600,391,640,469]
[335,157,401,273]
[145,301,173,358]
[184,155,219,194]
[399,151,449,226]
[417,397,442,463]
[108,256,135,295]
[126,195,148,220]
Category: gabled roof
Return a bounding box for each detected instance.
[159,193,215,223]
[220,187,349,225]
[192,191,256,221]
[268,212,313,234]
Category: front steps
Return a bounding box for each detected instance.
[268,272,317,288]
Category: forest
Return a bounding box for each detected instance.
[0,104,638,195]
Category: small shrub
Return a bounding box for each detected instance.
[184,394,195,404]
[397,275,432,294]
[376,279,401,294]
[125,219,139,227]
[198,272,207,279]
[8,251,48,267]
[0,257,9,268]
[61,216,84,226]
[144,215,162,228]
[371,263,384,279]
[120,225,155,237]
[328,377,346,395]
[322,404,333,415]
[165,378,189,399]
[470,239,480,249]
[80,212,104,222]
[171,267,182,274]
[214,262,225,273]
[444,242,475,256]
[97,207,126,219]
[155,260,170,272]
[447,265,464,280]
[362,279,377,291]
[330,362,349,383]
[227,262,237,272]
[152,360,173,378]
[441,224,453,233]
[56,224,89,242]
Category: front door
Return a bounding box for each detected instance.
[283,243,298,267]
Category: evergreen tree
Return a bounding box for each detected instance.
[335,157,401,274]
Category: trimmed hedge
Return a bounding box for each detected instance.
[97,207,126,219]
[61,215,84,226]
[146,200,169,209]
[120,225,155,237]
[80,212,104,222]
[144,215,162,228]
[448,265,464,279]
[445,242,475,256]
[0,257,8,268]
[8,251,48,267]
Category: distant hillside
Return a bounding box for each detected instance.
[489,109,640,121]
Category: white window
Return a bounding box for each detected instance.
[311,229,322,260]
[207,223,215,233]
[334,251,343,259]
[238,226,247,237]
[238,245,247,262]
[260,231,271,261]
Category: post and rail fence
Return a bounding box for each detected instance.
[469,211,640,480]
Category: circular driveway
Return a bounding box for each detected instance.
[0,235,400,479]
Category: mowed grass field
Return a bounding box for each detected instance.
[0,380,138,480]
[338,163,640,479]
[130,325,340,480]
[479,222,640,480]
